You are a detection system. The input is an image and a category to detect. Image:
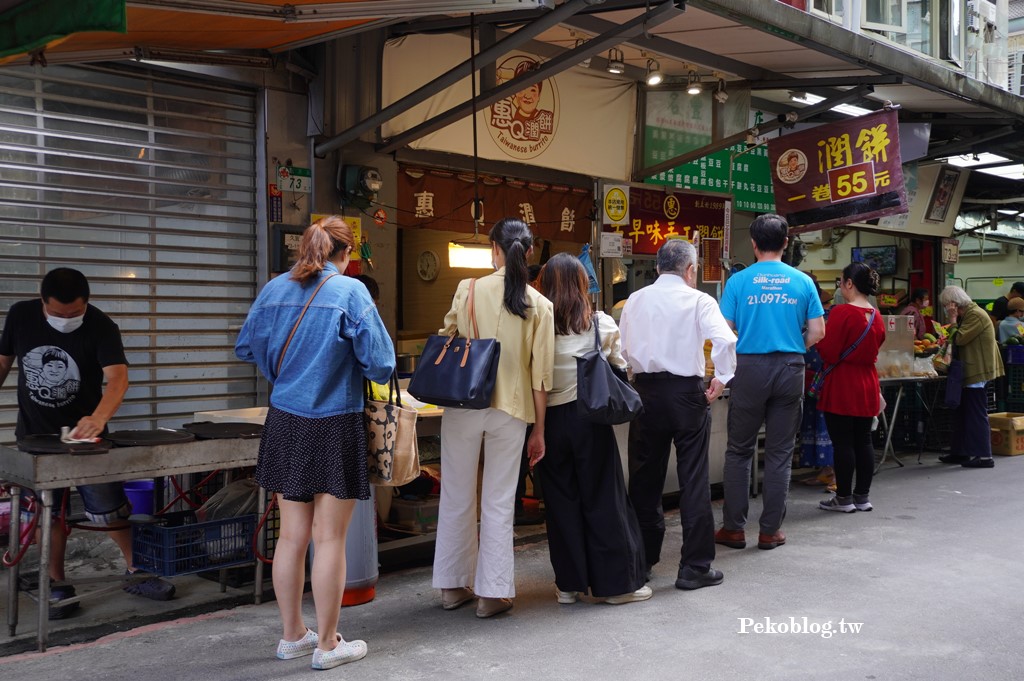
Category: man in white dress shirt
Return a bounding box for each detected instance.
[619,239,737,590]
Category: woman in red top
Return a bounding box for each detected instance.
[816,262,886,513]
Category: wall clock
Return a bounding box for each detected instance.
[417,250,440,282]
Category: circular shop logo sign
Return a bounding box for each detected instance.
[605,187,628,223]
[663,194,681,220]
[776,148,808,185]
[487,55,559,160]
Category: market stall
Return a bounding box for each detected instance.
[1,437,263,652]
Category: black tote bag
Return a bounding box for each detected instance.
[575,316,643,425]
[408,279,501,410]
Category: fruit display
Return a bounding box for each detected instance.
[914,333,940,357]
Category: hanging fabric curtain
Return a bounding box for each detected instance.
[0,0,126,63]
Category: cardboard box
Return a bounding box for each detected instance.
[389,495,440,532]
[990,412,1024,456]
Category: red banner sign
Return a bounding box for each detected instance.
[397,165,592,243]
[608,187,728,257]
[767,109,907,234]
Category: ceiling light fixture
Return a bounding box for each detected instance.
[606,47,625,75]
[645,58,664,86]
[448,242,493,269]
[574,38,592,68]
[789,91,873,117]
[686,70,702,95]
[713,76,728,103]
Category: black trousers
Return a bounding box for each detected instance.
[950,387,992,459]
[627,373,715,572]
[823,412,874,498]
[538,401,645,598]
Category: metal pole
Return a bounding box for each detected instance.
[314,0,600,156]
[378,0,680,154]
[7,487,21,637]
[37,489,52,652]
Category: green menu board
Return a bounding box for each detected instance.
[642,91,775,213]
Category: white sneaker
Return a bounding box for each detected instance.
[310,636,367,670]
[555,587,578,604]
[276,628,318,659]
[604,585,653,605]
[853,495,873,512]
[819,496,855,513]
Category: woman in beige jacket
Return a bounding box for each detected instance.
[432,217,554,618]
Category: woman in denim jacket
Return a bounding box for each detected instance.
[236,215,395,670]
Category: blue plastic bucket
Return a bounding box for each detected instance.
[124,479,155,516]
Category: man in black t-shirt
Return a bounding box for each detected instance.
[0,268,174,617]
[990,281,1024,323]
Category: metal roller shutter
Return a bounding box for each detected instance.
[0,64,258,442]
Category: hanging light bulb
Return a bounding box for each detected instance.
[686,70,702,95]
[606,47,625,75]
[645,58,664,86]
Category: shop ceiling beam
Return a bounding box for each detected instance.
[273,18,404,52]
[128,0,556,22]
[388,0,661,34]
[377,0,682,155]
[559,11,765,81]
[315,0,600,157]
[686,0,1024,123]
[635,84,873,180]
[745,75,903,90]
[916,127,1020,163]
[899,116,1019,127]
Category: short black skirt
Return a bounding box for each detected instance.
[255,406,370,502]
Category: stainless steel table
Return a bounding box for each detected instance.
[0,438,262,651]
[876,375,947,472]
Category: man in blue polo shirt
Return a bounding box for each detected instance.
[716,214,825,551]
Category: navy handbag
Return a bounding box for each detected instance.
[575,315,643,425]
[408,279,501,410]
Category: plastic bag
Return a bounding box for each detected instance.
[579,243,600,294]
[913,357,938,378]
[196,478,259,521]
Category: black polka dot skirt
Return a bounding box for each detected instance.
[255,406,370,502]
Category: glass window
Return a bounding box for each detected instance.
[863,0,907,32]
[811,0,845,22]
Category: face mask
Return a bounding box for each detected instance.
[46,313,85,334]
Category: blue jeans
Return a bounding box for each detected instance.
[21,483,131,524]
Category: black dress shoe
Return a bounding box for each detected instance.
[962,457,995,468]
[675,566,724,591]
[938,454,970,464]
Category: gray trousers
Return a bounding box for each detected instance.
[722,353,805,535]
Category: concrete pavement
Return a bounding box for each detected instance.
[2,451,1023,680]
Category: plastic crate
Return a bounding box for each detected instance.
[132,510,257,577]
[1007,365,1024,402]
[1005,346,1024,365]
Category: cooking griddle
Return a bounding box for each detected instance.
[106,429,196,447]
[16,434,112,455]
[181,421,263,440]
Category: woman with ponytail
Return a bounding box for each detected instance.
[816,262,886,513]
[432,217,555,619]
[235,215,395,670]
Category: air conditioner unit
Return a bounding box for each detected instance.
[966,0,981,32]
[802,229,832,244]
[958,236,1005,256]
[980,0,997,24]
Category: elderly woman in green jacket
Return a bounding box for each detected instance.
[937,285,1005,468]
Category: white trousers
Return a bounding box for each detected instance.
[431,407,527,598]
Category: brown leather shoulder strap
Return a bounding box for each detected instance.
[276,273,338,376]
[468,278,480,340]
